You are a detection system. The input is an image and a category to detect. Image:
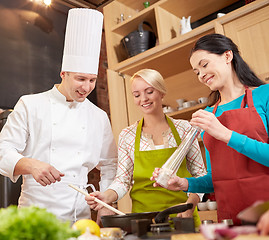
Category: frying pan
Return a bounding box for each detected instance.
[101,203,193,233]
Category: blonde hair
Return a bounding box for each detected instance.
[130,69,166,95]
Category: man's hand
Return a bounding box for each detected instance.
[14,157,64,186]
[31,161,64,186]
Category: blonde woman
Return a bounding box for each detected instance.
[86,69,206,227]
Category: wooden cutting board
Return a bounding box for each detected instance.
[171,233,269,240]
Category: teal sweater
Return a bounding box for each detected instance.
[187,84,269,193]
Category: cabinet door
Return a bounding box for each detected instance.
[107,69,129,141]
[124,74,144,125]
[223,5,269,82]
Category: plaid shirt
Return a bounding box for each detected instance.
[108,117,206,200]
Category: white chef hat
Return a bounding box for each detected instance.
[61,8,103,75]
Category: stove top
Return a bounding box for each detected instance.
[125,231,179,240]
[126,218,196,240]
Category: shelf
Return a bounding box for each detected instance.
[159,0,239,22]
[167,103,208,120]
[104,0,241,69]
[113,21,216,78]
[111,6,157,34]
[115,0,160,13]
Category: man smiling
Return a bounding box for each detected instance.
[0,8,117,224]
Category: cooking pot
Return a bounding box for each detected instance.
[121,21,156,58]
[101,203,193,234]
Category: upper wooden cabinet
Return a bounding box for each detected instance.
[103,0,269,135]
[222,4,269,82]
[103,0,239,71]
[103,0,269,212]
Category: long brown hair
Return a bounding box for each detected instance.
[190,34,265,106]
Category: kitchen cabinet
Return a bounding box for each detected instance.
[222,4,269,81]
[198,210,218,223]
[104,0,269,139]
[103,0,269,212]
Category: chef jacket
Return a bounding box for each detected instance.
[0,85,117,222]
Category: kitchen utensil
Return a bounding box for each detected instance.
[156,126,202,188]
[202,220,214,225]
[68,184,125,216]
[198,97,208,104]
[237,201,269,224]
[121,21,156,58]
[180,16,192,35]
[197,202,208,211]
[207,201,217,211]
[101,203,193,234]
[176,99,185,108]
[143,1,150,8]
[182,101,191,109]
[173,217,195,233]
[221,219,233,226]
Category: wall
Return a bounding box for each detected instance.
[96,30,110,117]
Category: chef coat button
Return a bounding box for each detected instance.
[73,175,76,177]
[82,126,85,130]
[77,152,80,155]
[52,148,55,152]
[53,122,57,126]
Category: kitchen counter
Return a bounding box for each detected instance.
[198,210,218,223]
[172,233,269,240]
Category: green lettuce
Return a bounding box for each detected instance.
[0,205,80,240]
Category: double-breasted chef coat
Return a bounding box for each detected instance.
[0,85,117,223]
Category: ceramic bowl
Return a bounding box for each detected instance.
[201,220,214,225]
[176,99,185,108]
[207,201,217,211]
[197,202,208,211]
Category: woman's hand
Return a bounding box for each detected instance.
[85,191,104,211]
[177,193,200,218]
[190,109,232,143]
[96,207,116,225]
[85,189,118,211]
[257,210,269,235]
[151,168,189,191]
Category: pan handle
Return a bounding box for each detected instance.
[154,203,193,223]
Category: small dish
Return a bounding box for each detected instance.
[207,201,217,211]
[197,202,208,211]
[221,219,233,226]
[202,220,214,225]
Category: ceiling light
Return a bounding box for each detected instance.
[43,0,51,6]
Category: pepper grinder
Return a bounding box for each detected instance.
[156,126,202,188]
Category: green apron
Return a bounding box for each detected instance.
[130,116,200,227]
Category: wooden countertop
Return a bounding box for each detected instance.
[172,233,269,240]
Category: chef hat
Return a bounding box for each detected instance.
[61,8,103,75]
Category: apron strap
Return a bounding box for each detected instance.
[213,86,254,114]
[241,87,254,108]
[134,115,182,151]
[166,115,181,146]
[135,119,143,152]
[212,99,220,114]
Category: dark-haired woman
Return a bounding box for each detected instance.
[152,33,269,225]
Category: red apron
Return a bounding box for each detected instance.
[203,88,269,225]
